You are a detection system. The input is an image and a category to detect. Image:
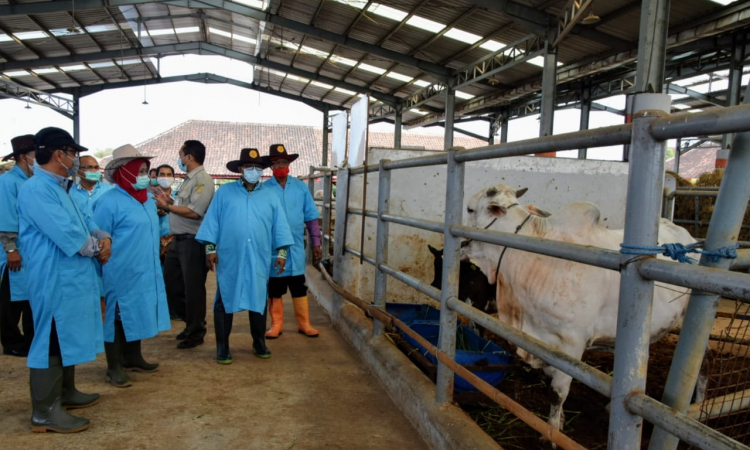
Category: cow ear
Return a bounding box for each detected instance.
[528,205,552,218]
[516,187,528,198]
[488,203,507,217]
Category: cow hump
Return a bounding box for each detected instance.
[549,202,603,232]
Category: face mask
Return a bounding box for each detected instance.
[243,167,262,184]
[150,178,159,186]
[157,177,174,188]
[83,171,102,182]
[177,155,187,172]
[60,151,80,178]
[132,176,150,190]
[23,155,35,173]
[272,167,290,178]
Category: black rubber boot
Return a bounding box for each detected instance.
[122,340,159,373]
[214,294,233,364]
[61,365,100,410]
[104,322,132,388]
[250,308,271,359]
[30,356,90,433]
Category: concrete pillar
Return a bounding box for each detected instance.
[444,89,455,150]
[394,108,402,149]
[322,107,329,166]
[579,85,591,159]
[537,44,557,157]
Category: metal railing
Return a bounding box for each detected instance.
[300,166,336,264]
[329,95,750,450]
[663,188,750,238]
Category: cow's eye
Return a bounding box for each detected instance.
[467,208,475,214]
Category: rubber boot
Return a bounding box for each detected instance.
[250,308,271,359]
[30,356,90,433]
[104,322,132,388]
[265,297,284,339]
[214,296,234,365]
[292,296,319,337]
[61,365,100,410]
[122,340,159,373]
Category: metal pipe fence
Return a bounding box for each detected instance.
[327,97,750,450]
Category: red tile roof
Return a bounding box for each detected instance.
[666,147,719,180]
[130,120,488,177]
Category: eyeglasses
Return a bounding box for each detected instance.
[80,165,100,170]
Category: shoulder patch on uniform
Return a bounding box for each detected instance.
[196,188,203,194]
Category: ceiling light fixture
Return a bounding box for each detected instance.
[142,83,149,105]
[67,0,81,33]
[581,9,601,25]
[25,96,31,109]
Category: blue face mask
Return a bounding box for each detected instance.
[150,178,159,186]
[83,171,102,182]
[132,176,150,190]
[177,155,187,172]
[243,167,262,184]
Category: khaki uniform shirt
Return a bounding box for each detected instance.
[169,165,215,235]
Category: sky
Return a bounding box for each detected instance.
[0,54,640,162]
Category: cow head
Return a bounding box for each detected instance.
[460,184,528,284]
[427,244,443,290]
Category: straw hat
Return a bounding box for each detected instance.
[104,144,153,183]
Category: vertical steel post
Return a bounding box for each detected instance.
[648,94,750,450]
[500,109,509,144]
[674,138,681,173]
[444,90,455,150]
[332,168,351,314]
[579,85,591,159]
[609,93,671,450]
[322,107,329,166]
[373,160,391,337]
[394,108,402,149]
[488,116,495,146]
[307,165,315,265]
[322,171,332,262]
[436,146,464,403]
[539,43,557,138]
[538,42,557,157]
[73,90,81,144]
[721,39,744,151]
[635,0,670,93]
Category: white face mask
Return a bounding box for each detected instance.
[157,177,174,189]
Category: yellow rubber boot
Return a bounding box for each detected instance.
[293,296,319,338]
[265,298,284,339]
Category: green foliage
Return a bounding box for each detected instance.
[94,148,114,158]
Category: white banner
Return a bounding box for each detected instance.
[331,112,348,168]
[348,96,368,167]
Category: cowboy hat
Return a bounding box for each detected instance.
[2,135,35,162]
[104,144,154,183]
[267,143,299,163]
[226,148,270,174]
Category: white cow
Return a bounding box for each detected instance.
[460,184,694,432]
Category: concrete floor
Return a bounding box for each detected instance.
[0,272,429,450]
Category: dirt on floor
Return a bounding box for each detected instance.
[0,272,429,450]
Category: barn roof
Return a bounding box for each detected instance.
[121,119,486,177]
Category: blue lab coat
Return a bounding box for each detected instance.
[264,176,319,277]
[0,165,30,300]
[93,187,171,342]
[70,181,113,297]
[17,170,104,368]
[196,180,293,314]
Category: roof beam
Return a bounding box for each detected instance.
[0,78,75,117]
[463,0,631,50]
[0,42,398,105]
[51,72,332,110]
[0,0,450,79]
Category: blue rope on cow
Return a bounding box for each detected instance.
[619,241,739,264]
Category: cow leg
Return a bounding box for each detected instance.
[544,366,573,432]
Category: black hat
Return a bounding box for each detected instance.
[34,127,88,154]
[226,148,271,174]
[267,143,298,163]
[2,135,36,162]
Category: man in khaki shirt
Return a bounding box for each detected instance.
[154,140,215,349]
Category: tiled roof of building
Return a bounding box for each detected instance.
[666,146,718,180]
[123,120,486,177]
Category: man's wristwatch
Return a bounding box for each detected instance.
[162,204,170,213]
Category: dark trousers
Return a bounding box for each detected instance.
[163,252,186,321]
[213,292,267,359]
[0,266,34,353]
[163,238,207,340]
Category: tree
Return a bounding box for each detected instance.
[665,146,675,160]
[94,148,114,158]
